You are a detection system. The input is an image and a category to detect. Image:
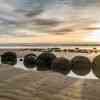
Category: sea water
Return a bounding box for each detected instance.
[0,45,99,79]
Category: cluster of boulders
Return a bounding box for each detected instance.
[1,52,100,78]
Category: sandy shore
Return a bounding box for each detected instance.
[0,64,100,100]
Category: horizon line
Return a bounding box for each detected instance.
[0,42,100,46]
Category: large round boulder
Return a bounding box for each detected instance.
[71,56,91,76]
[51,57,71,75]
[36,52,56,71]
[92,55,100,78]
[1,52,17,65]
[24,53,37,68]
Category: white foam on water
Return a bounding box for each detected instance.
[0,46,100,79]
[13,58,98,79]
[67,71,98,79]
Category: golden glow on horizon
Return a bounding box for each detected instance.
[84,23,100,42]
[84,30,100,42]
[0,23,100,44]
[0,33,88,44]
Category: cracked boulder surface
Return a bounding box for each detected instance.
[0,64,100,100]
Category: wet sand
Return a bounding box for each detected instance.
[0,64,100,100]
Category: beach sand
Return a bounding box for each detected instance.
[0,64,100,100]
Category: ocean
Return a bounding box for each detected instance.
[0,45,99,79]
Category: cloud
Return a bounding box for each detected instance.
[25,9,43,17]
[33,18,61,26]
[50,28,74,33]
[0,0,99,37]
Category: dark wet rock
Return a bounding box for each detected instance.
[1,52,17,65]
[51,57,71,75]
[92,55,100,78]
[71,56,91,76]
[24,53,37,68]
[36,52,56,71]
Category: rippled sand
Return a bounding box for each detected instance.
[0,64,100,100]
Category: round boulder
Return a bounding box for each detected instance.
[51,57,71,75]
[71,56,91,76]
[24,54,37,68]
[36,52,56,71]
[92,55,100,78]
[1,52,17,65]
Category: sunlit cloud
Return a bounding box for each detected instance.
[84,24,100,42]
[0,0,100,43]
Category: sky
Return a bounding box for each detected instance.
[0,0,100,44]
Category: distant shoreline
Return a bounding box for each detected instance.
[0,42,99,47]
